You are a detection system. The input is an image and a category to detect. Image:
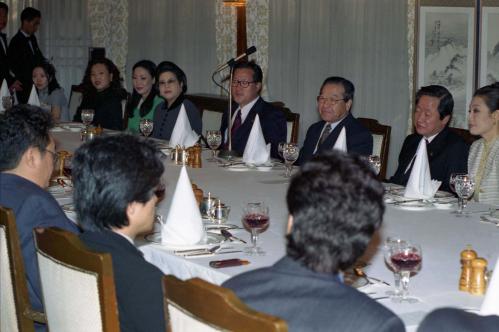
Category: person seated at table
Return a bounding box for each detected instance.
[417,307,499,332]
[125,60,163,134]
[467,82,499,204]
[32,62,69,122]
[72,134,167,332]
[219,61,286,158]
[297,76,372,165]
[150,61,202,140]
[388,85,469,192]
[0,105,80,332]
[223,151,404,332]
[73,57,127,130]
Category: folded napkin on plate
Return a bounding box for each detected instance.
[0,79,9,112]
[333,127,347,152]
[404,138,441,199]
[161,166,206,245]
[27,85,41,107]
[169,104,199,148]
[242,114,270,165]
[480,257,499,316]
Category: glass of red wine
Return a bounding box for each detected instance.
[242,202,269,255]
[387,242,422,303]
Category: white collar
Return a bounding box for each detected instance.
[236,96,260,124]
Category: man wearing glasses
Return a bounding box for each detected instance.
[219,61,286,158]
[0,105,79,332]
[298,76,372,164]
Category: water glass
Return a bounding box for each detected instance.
[383,237,408,299]
[206,130,222,161]
[386,242,422,303]
[282,143,299,178]
[366,155,381,175]
[454,174,475,216]
[139,118,154,137]
[81,109,95,128]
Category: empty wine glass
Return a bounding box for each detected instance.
[449,173,467,213]
[282,143,299,178]
[383,237,408,299]
[139,118,154,137]
[278,142,286,159]
[454,174,475,216]
[242,202,269,255]
[81,109,95,129]
[206,130,222,161]
[366,155,381,175]
[387,242,422,303]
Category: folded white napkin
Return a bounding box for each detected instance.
[0,79,9,112]
[27,85,41,107]
[169,104,199,148]
[333,127,347,152]
[161,166,205,245]
[404,138,441,199]
[242,114,270,164]
[480,257,499,316]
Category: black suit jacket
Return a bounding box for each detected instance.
[388,127,469,192]
[7,30,45,103]
[418,308,499,332]
[80,230,167,332]
[223,257,405,332]
[0,32,14,85]
[298,113,373,165]
[219,97,287,159]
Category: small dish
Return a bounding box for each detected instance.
[225,164,248,172]
[144,232,224,250]
[393,200,432,211]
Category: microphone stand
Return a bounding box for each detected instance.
[217,63,239,160]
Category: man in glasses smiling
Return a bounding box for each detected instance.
[219,61,286,158]
[297,76,373,164]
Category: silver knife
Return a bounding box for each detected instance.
[182,250,243,257]
[221,229,247,244]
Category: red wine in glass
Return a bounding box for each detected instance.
[243,213,269,233]
[390,252,422,272]
[242,202,269,255]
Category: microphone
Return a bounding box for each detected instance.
[214,46,257,72]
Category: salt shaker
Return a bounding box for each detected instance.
[459,245,477,292]
[470,257,488,295]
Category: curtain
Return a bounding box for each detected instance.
[246,0,269,96]
[268,0,410,176]
[407,0,416,135]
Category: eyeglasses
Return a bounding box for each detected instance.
[231,80,256,88]
[317,95,346,105]
[44,148,59,164]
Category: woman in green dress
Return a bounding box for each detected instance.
[126,60,163,134]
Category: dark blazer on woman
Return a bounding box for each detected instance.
[74,87,127,130]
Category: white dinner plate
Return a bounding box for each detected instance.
[225,164,249,172]
[393,201,433,211]
[144,232,224,250]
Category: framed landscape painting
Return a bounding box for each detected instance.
[479,5,499,86]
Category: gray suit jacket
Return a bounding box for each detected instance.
[223,256,405,332]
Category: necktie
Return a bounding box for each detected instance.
[0,33,6,55]
[231,109,242,140]
[318,123,332,146]
[27,35,35,54]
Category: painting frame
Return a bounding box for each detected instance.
[414,0,476,129]
[479,1,499,86]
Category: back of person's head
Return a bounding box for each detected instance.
[415,85,454,120]
[156,61,187,94]
[320,76,355,102]
[0,105,53,171]
[473,82,499,113]
[286,151,384,274]
[233,61,263,83]
[72,135,164,232]
[20,7,41,22]
[33,62,61,93]
[0,2,8,13]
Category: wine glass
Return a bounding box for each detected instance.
[277,142,286,159]
[449,173,467,213]
[454,174,475,216]
[366,155,381,175]
[383,237,408,299]
[81,109,95,129]
[206,130,222,161]
[282,143,299,178]
[242,202,269,255]
[387,242,422,303]
[139,118,154,137]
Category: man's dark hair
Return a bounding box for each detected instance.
[0,105,53,171]
[72,135,164,232]
[286,151,385,274]
[20,7,41,22]
[156,61,188,95]
[233,61,263,83]
[0,2,8,13]
[319,76,355,102]
[415,85,454,120]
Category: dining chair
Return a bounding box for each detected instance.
[0,206,46,332]
[448,126,479,145]
[35,227,120,332]
[163,275,288,332]
[357,117,391,180]
[270,102,300,144]
[67,85,84,121]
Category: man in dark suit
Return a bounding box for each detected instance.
[72,134,167,332]
[0,105,79,332]
[418,308,499,332]
[7,7,45,103]
[223,151,404,332]
[297,76,372,165]
[388,85,469,192]
[219,61,286,158]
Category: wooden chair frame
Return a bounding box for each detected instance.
[0,206,45,332]
[35,228,120,332]
[448,127,479,145]
[357,117,391,180]
[163,275,287,332]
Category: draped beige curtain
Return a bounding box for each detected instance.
[407,0,417,134]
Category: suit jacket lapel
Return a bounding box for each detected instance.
[0,33,7,57]
[233,97,261,142]
[426,128,450,162]
[317,113,351,152]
